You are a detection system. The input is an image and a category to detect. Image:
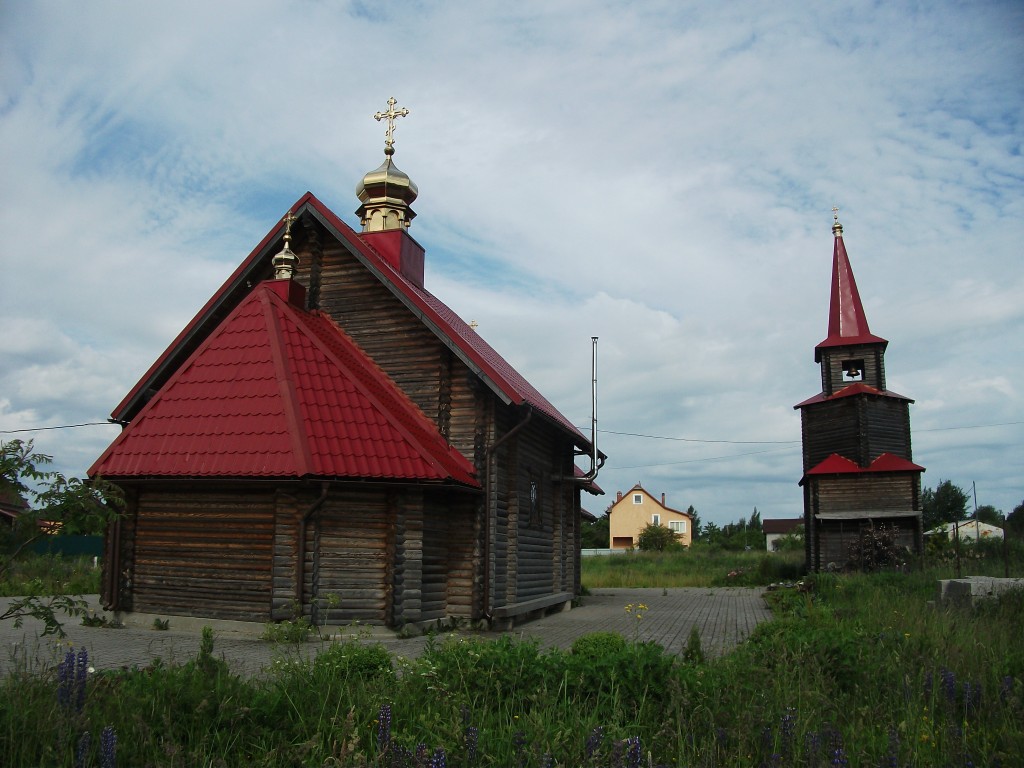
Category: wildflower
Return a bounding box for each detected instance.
[376,703,392,752]
[940,668,957,706]
[624,735,642,768]
[75,731,91,768]
[585,726,605,761]
[429,747,447,768]
[100,726,117,768]
[464,725,479,765]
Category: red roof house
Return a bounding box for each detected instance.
[794,213,924,570]
[90,114,603,628]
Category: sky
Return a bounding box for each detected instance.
[1,1,1021,527]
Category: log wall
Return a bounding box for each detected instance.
[129,489,275,621]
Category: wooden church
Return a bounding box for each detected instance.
[794,212,924,570]
[90,99,603,629]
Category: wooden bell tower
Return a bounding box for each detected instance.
[795,212,924,570]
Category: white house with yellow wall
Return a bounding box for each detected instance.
[608,484,693,549]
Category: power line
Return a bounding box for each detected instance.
[610,445,799,470]
[0,422,117,435]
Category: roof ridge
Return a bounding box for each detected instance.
[260,290,314,477]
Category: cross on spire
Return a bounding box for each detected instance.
[831,205,843,236]
[374,97,410,154]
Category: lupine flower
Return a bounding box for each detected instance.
[513,731,529,768]
[941,667,957,706]
[623,735,642,768]
[428,747,447,768]
[57,649,75,710]
[780,708,796,759]
[75,648,89,713]
[415,743,428,762]
[585,726,605,762]
[377,703,392,752]
[1000,675,1015,704]
[75,730,91,768]
[463,725,479,766]
[100,725,117,768]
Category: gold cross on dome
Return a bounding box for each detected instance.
[282,210,297,235]
[832,205,840,223]
[374,97,410,151]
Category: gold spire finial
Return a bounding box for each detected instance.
[374,96,410,156]
[272,211,300,279]
[831,205,843,236]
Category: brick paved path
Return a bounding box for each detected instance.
[1,587,771,678]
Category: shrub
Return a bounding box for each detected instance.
[846,523,907,571]
[571,631,627,660]
[636,522,683,552]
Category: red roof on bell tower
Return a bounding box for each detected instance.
[815,215,887,359]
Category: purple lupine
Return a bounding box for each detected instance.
[941,667,957,706]
[513,731,529,768]
[780,708,796,760]
[463,725,479,766]
[585,726,605,762]
[415,743,428,763]
[804,731,822,768]
[623,736,642,768]
[75,648,89,713]
[428,747,447,768]
[75,730,91,768]
[377,703,392,752]
[828,727,848,768]
[883,727,900,768]
[100,725,117,768]
[1000,675,1015,704]
[57,649,75,709]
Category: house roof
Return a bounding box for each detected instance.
[612,484,690,517]
[110,192,591,453]
[794,381,913,409]
[815,223,887,360]
[762,518,803,535]
[90,279,479,485]
[805,452,925,476]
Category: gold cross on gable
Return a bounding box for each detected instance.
[374,97,410,151]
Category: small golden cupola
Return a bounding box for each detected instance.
[356,97,418,232]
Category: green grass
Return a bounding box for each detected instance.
[0,554,101,597]
[2,546,1023,765]
[581,546,805,588]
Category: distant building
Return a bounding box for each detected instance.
[926,520,1004,542]
[794,213,925,570]
[607,484,692,549]
[762,517,803,552]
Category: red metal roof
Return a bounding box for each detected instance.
[867,453,925,473]
[806,452,925,476]
[815,230,887,358]
[111,192,590,451]
[90,280,479,485]
[794,381,913,409]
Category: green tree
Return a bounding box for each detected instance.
[973,504,1002,526]
[1006,500,1024,538]
[636,522,681,552]
[687,505,702,540]
[0,439,123,635]
[921,480,969,531]
[580,513,609,549]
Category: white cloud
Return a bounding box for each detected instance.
[1,0,1021,522]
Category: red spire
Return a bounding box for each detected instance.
[816,215,887,353]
